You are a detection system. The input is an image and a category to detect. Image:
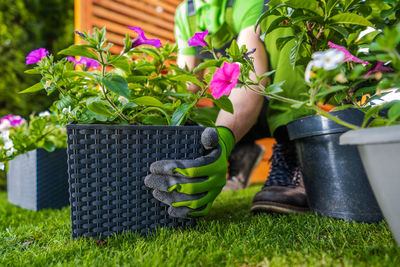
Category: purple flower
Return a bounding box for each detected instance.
[26,48,49,65]
[328,42,369,65]
[1,114,24,127]
[75,30,85,38]
[188,30,209,47]
[365,61,393,77]
[127,26,161,48]
[209,62,240,99]
[67,56,99,69]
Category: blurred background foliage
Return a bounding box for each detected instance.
[0,0,74,189]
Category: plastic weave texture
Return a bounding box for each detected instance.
[67,124,205,239]
[7,149,69,211]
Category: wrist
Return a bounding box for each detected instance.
[216,126,235,156]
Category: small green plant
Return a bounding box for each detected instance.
[0,112,67,170]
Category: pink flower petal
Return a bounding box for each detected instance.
[26,48,49,65]
[127,26,162,48]
[188,30,209,47]
[209,62,240,99]
[328,42,369,65]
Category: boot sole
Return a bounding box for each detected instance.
[251,201,309,215]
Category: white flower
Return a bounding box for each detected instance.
[6,149,14,157]
[0,120,11,131]
[305,49,345,83]
[62,106,72,114]
[3,140,13,150]
[44,80,52,89]
[0,162,4,171]
[312,49,345,70]
[118,96,129,105]
[39,111,51,117]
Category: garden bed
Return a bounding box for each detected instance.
[0,185,399,266]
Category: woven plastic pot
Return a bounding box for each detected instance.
[340,125,400,246]
[287,109,382,223]
[66,124,205,239]
[7,148,69,211]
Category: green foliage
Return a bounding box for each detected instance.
[0,186,400,266]
[0,0,74,118]
[257,0,399,67]
[0,112,67,169]
[23,27,264,126]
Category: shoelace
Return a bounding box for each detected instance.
[264,142,299,187]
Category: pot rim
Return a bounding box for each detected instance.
[66,124,205,130]
[340,125,400,145]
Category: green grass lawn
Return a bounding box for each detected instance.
[1,184,399,266]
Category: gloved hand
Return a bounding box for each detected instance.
[144,127,235,218]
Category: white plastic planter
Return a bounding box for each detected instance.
[340,125,400,247]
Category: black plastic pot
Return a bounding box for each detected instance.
[66,124,205,239]
[7,148,69,211]
[287,109,382,223]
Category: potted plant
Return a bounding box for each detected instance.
[22,26,261,238]
[340,23,400,246]
[0,112,68,211]
[245,0,400,222]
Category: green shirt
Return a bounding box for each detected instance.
[261,14,313,134]
[174,0,264,55]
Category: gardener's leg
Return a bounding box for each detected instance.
[250,125,309,214]
[223,97,269,191]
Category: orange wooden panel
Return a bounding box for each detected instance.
[140,0,177,13]
[249,138,275,184]
[92,5,175,40]
[93,0,175,31]
[115,0,175,23]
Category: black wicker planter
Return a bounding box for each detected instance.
[66,124,205,239]
[7,148,69,211]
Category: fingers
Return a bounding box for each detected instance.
[167,205,209,218]
[145,174,205,192]
[149,147,221,177]
[152,189,205,206]
[201,127,219,150]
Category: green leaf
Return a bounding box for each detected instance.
[276,36,295,51]
[289,32,304,67]
[228,39,241,58]
[103,75,130,98]
[86,97,114,117]
[291,102,306,109]
[58,45,99,61]
[131,96,165,108]
[192,59,221,73]
[169,74,203,87]
[19,82,43,94]
[357,30,382,45]
[109,56,130,74]
[326,0,339,17]
[264,17,287,35]
[212,95,234,114]
[316,85,348,98]
[171,103,192,126]
[329,13,374,27]
[267,81,285,94]
[331,104,357,112]
[64,70,96,80]
[255,4,286,30]
[55,95,73,110]
[126,76,148,83]
[24,69,40,74]
[388,102,400,122]
[285,0,321,15]
[328,25,349,39]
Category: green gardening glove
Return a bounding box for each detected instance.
[144,127,235,218]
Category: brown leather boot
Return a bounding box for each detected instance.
[251,142,309,214]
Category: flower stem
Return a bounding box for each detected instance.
[311,105,361,130]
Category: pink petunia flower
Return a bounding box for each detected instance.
[328,42,369,65]
[364,61,393,77]
[188,30,209,47]
[67,56,100,69]
[26,48,49,65]
[0,114,24,127]
[127,26,161,48]
[209,62,240,99]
